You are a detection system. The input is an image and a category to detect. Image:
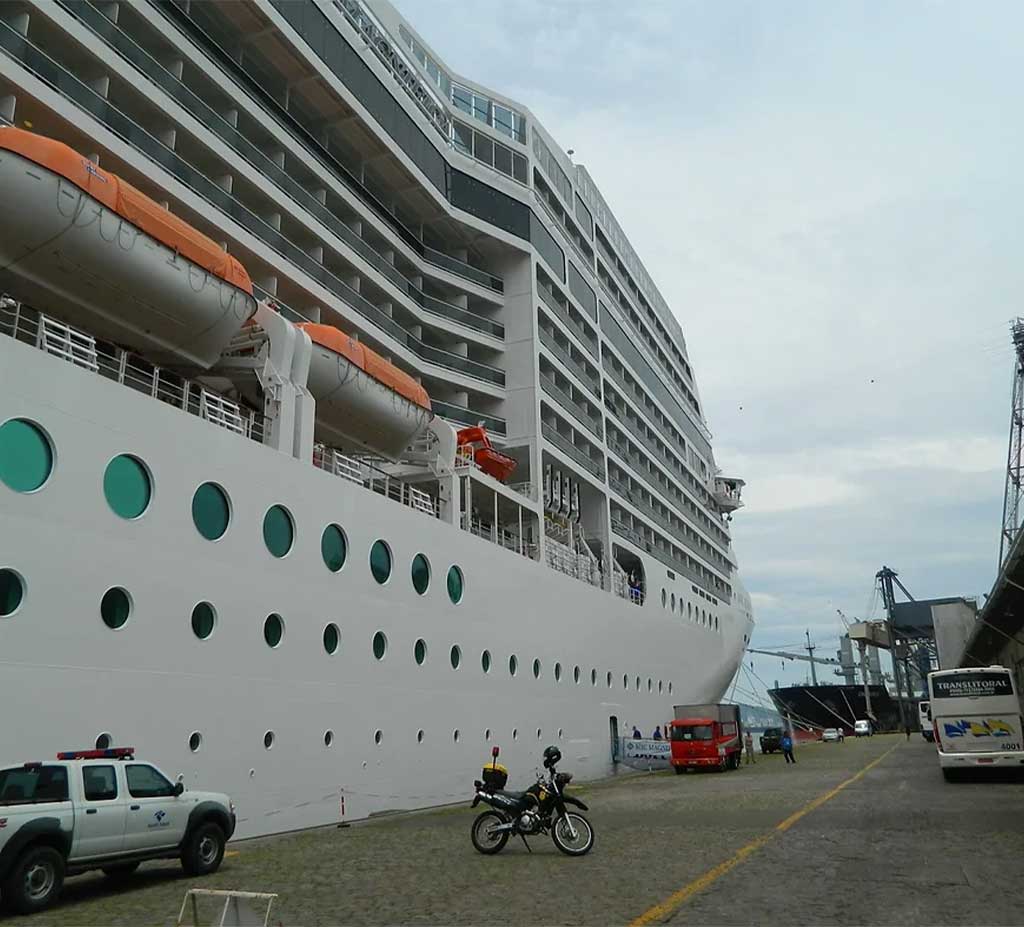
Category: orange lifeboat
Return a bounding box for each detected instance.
[0,127,256,368]
[297,323,432,460]
[457,426,517,483]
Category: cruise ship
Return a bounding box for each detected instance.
[0,0,754,837]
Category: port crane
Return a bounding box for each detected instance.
[746,630,840,686]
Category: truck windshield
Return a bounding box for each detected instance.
[672,725,713,741]
[0,766,69,805]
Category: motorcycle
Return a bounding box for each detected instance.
[470,744,594,856]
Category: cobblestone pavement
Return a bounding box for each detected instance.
[4,735,1020,926]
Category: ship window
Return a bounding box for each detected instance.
[484,728,491,741]
[321,524,347,572]
[481,649,491,673]
[447,566,464,604]
[509,654,518,676]
[669,682,674,695]
[623,674,629,690]
[512,728,518,741]
[606,671,613,688]
[671,593,676,613]
[536,728,542,740]
[417,729,425,743]
[191,602,216,640]
[264,731,275,750]
[323,623,340,655]
[573,666,581,684]
[373,631,388,660]
[101,587,131,630]
[661,589,667,608]
[189,732,202,753]
[636,676,641,691]
[450,645,462,669]
[103,455,151,520]
[554,662,563,682]
[374,729,383,745]
[192,482,230,541]
[324,730,334,748]
[659,680,664,693]
[647,678,653,692]
[453,729,461,743]
[264,613,284,648]
[533,659,542,679]
[0,568,24,617]
[371,541,393,584]
[591,668,597,686]
[415,638,427,665]
[411,553,430,595]
[263,505,294,558]
[558,728,564,740]
[0,418,53,493]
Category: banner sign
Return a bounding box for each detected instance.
[621,738,671,769]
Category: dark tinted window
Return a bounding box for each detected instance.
[530,212,566,282]
[932,672,1013,699]
[83,765,118,801]
[126,764,176,798]
[449,170,530,240]
[0,766,68,804]
[671,725,713,741]
[568,262,597,320]
[513,154,528,184]
[473,133,494,166]
[493,144,513,177]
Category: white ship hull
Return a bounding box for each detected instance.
[0,335,750,838]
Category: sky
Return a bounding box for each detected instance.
[393,0,1024,699]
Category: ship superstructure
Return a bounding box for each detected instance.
[0,0,753,837]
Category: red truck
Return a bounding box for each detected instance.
[670,703,743,773]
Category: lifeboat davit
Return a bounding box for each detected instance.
[0,127,256,368]
[457,426,517,482]
[297,323,432,460]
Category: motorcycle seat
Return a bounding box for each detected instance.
[495,789,529,800]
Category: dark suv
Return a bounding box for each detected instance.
[759,728,784,754]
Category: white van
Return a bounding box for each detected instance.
[918,700,934,742]
[853,719,871,737]
[928,666,1024,780]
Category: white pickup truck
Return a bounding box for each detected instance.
[0,748,235,915]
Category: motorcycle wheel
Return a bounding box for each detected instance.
[470,811,510,855]
[551,811,594,856]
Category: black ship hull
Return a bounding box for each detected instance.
[768,684,900,732]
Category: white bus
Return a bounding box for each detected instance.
[918,700,933,742]
[928,666,1024,780]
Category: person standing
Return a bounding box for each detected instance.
[781,732,796,764]
[744,730,756,765]
[652,725,663,741]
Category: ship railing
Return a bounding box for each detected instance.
[460,515,534,558]
[543,534,603,590]
[313,444,439,519]
[0,298,266,443]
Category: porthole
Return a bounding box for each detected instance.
[647,678,653,692]
[554,662,562,682]
[323,623,340,655]
[370,540,392,584]
[414,638,427,665]
[533,659,541,679]
[264,613,284,648]
[189,732,202,753]
[100,587,131,630]
[192,482,230,541]
[450,645,462,669]
[453,729,461,743]
[658,680,664,693]
[573,666,581,685]
[671,593,676,613]
[688,603,692,619]
[324,730,334,748]
[669,682,674,695]
[321,524,347,572]
[373,631,388,660]
[191,602,216,640]
[591,669,597,686]
[623,674,628,690]
[0,418,53,493]
[264,731,275,750]
[485,728,492,741]
[374,729,383,745]
[103,454,151,520]
[558,728,564,740]
[411,553,430,595]
[417,729,425,744]
[606,671,612,688]
[95,732,113,750]
[536,728,542,740]
[636,676,641,691]
[263,505,294,558]
[661,589,667,608]
[509,654,518,676]
[481,649,491,673]
[446,565,464,604]
[512,728,518,741]
[0,568,25,617]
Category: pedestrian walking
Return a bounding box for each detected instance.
[781,732,796,764]
[744,730,756,765]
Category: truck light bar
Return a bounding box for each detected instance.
[56,747,135,760]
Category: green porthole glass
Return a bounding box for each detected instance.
[414,638,426,665]
[0,569,25,617]
[0,419,52,493]
[509,654,518,677]
[103,455,151,519]
[263,505,294,558]
[370,541,392,584]
[323,623,340,655]
[191,602,216,640]
[533,658,541,679]
[373,630,387,660]
[192,483,230,541]
[100,587,131,630]
[481,650,491,673]
[446,565,464,604]
[411,553,430,595]
[264,613,284,648]
[450,645,461,670]
[321,525,346,572]
[554,662,562,682]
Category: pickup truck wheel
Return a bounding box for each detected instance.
[180,822,226,876]
[102,862,140,880]
[2,845,65,915]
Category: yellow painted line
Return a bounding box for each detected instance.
[628,742,900,926]
[225,850,240,858]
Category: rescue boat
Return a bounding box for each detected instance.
[457,425,517,482]
[0,127,256,368]
[297,323,432,460]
